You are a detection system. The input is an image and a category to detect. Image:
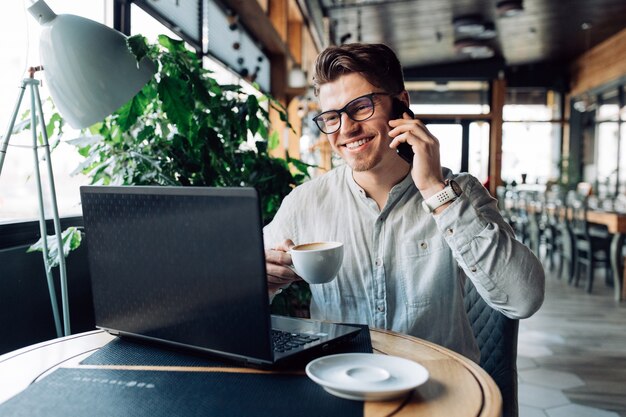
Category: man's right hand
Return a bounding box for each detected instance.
[265,239,302,295]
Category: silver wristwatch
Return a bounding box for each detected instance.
[421,179,462,213]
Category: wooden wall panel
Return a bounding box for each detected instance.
[302,28,317,81]
[288,20,303,65]
[570,28,626,96]
[489,78,506,196]
[256,0,268,12]
[223,0,324,161]
[269,0,288,43]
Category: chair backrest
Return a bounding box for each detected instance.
[464,278,519,417]
[570,196,590,238]
[555,201,575,262]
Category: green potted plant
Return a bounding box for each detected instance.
[34,34,313,316]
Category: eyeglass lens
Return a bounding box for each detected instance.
[315,95,376,134]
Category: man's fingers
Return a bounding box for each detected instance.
[268,274,297,286]
[388,122,433,140]
[265,240,300,289]
[266,261,297,277]
[390,131,438,151]
[273,239,295,252]
[265,249,292,265]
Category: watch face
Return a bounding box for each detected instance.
[449,180,462,196]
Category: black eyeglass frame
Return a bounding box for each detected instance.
[311,92,391,134]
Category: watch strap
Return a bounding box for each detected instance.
[421,183,458,213]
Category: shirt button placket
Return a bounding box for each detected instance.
[373,215,386,328]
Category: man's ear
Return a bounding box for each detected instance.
[398,90,410,107]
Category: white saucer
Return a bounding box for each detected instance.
[305,353,429,401]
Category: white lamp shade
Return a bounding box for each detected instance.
[28,0,155,129]
[288,66,307,89]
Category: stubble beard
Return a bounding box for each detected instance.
[349,152,383,172]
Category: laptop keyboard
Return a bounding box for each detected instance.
[271,329,320,353]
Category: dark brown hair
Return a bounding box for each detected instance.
[312,43,405,96]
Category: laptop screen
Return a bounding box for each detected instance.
[81,186,274,362]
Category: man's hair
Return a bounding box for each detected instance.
[312,43,405,96]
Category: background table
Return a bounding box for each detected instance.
[0,329,501,417]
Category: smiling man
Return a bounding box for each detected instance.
[263,43,544,362]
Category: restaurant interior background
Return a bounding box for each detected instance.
[0,0,625,415]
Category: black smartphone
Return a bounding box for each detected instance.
[391,99,415,163]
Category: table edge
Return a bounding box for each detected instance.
[370,328,502,417]
[1,328,502,417]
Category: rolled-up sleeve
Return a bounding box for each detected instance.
[433,174,545,319]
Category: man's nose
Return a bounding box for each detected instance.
[339,112,359,135]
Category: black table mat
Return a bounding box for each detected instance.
[81,324,372,368]
[0,367,363,417]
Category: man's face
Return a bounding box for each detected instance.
[317,73,398,172]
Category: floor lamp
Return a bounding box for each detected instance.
[0,67,67,338]
[0,0,155,337]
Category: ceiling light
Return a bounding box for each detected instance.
[573,93,596,113]
[496,0,524,18]
[454,39,495,59]
[433,81,449,93]
[453,15,486,37]
[476,22,497,39]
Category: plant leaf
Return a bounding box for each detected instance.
[27,227,83,271]
[158,76,193,135]
[65,134,103,147]
[127,35,150,63]
[116,89,148,130]
[268,130,280,150]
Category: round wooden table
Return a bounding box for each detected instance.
[0,329,501,417]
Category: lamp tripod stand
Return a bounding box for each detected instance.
[0,66,70,337]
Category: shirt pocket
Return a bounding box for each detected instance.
[399,236,449,308]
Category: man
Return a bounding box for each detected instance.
[263,43,544,362]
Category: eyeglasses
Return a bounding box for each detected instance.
[312,92,390,134]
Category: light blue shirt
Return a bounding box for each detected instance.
[263,165,545,362]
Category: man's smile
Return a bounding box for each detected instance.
[343,136,375,150]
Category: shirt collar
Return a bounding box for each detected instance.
[345,165,415,201]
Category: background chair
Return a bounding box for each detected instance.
[569,196,612,292]
[464,278,519,417]
[542,202,559,270]
[554,202,576,281]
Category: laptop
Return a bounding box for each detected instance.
[80,185,360,366]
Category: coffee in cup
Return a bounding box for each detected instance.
[289,241,344,284]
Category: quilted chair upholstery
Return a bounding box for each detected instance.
[464,278,519,417]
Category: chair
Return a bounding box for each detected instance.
[555,202,576,281]
[569,197,612,292]
[511,192,530,245]
[526,199,546,257]
[542,202,559,270]
[464,279,519,417]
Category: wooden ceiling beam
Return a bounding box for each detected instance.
[221,0,292,60]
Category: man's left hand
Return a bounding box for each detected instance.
[388,113,445,199]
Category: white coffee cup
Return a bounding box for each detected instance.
[289,241,344,284]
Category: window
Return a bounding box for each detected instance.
[500,88,562,185]
[594,88,624,194]
[426,124,463,172]
[468,121,490,182]
[407,81,490,115]
[405,81,490,182]
[130,3,182,42]
[576,85,626,195]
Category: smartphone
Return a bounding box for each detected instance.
[391,99,415,163]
